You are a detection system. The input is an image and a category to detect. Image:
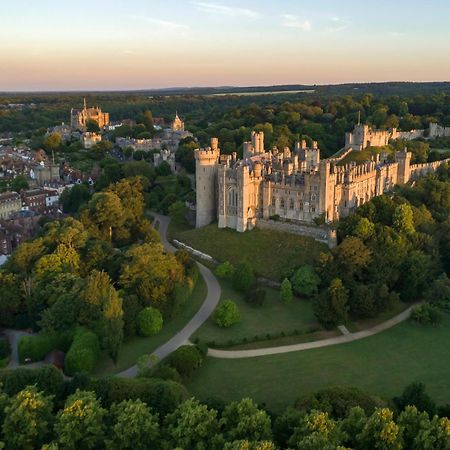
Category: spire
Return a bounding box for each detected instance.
[83,97,87,110]
[52,149,55,165]
[357,110,361,126]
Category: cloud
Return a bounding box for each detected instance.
[390,31,406,37]
[281,14,311,31]
[192,2,260,19]
[131,15,189,30]
[325,16,349,33]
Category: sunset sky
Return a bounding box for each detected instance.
[2,0,450,91]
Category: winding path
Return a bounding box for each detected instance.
[207,305,414,359]
[118,214,221,377]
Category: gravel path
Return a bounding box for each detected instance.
[208,306,414,359]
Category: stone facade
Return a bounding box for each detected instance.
[70,98,109,130]
[429,122,450,138]
[81,132,102,149]
[195,128,450,233]
[345,123,425,151]
[0,192,22,220]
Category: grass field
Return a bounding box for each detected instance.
[186,313,450,413]
[339,146,394,165]
[169,222,328,281]
[193,280,321,347]
[94,275,207,376]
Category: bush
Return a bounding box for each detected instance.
[290,265,321,297]
[166,345,203,378]
[0,337,11,359]
[137,307,163,337]
[411,303,443,326]
[213,300,241,328]
[64,328,100,376]
[215,261,235,279]
[246,288,266,307]
[232,262,256,293]
[18,332,72,363]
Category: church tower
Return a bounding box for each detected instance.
[195,139,220,228]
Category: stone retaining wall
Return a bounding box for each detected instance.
[256,219,337,248]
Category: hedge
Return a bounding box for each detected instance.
[64,328,100,376]
[18,331,72,363]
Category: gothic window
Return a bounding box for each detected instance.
[312,206,316,212]
[271,197,276,207]
[299,201,303,210]
[280,198,285,209]
[289,198,294,209]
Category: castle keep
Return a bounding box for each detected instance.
[195,124,450,232]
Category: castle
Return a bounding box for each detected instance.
[195,125,450,233]
[70,98,110,130]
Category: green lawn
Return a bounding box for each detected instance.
[193,280,321,347]
[94,275,207,376]
[170,223,328,281]
[186,313,450,413]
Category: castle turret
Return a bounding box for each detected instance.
[195,142,220,228]
[395,148,412,185]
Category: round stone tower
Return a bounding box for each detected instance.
[195,141,220,228]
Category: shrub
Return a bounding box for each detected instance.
[280,278,293,303]
[215,261,235,279]
[64,328,100,376]
[0,337,11,359]
[18,332,72,363]
[166,345,203,378]
[232,262,255,293]
[137,307,164,337]
[246,288,266,307]
[213,300,241,328]
[411,303,443,326]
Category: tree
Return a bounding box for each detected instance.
[314,278,349,328]
[165,398,223,449]
[334,237,372,278]
[2,385,53,450]
[393,382,436,416]
[393,203,415,235]
[141,110,155,132]
[55,390,106,449]
[137,307,163,336]
[86,119,100,133]
[119,243,184,308]
[290,266,321,298]
[233,262,255,293]
[43,133,62,152]
[221,398,272,442]
[213,300,241,328]
[167,345,203,378]
[280,278,293,303]
[356,408,402,450]
[60,183,91,213]
[10,174,28,192]
[108,399,159,449]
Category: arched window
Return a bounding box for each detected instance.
[280,198,285,209]
[299,201,303,210]
[289,198,294,209]
[271,197,276,207]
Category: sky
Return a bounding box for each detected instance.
[1,0,450,91]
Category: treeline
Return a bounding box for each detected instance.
[0,364,448,449]
[0,177,196,370]
[309,162,450,328]
[2,91,450,160]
